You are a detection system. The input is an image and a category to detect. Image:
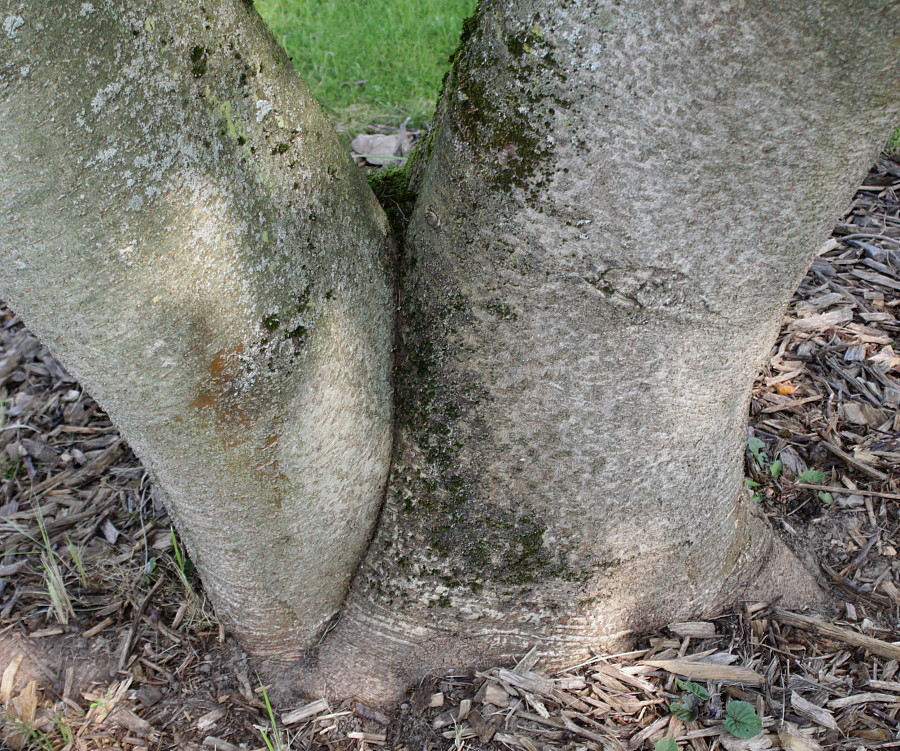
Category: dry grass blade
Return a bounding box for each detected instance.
[40,550,73,625]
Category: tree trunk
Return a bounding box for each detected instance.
[291,0,899,701]
[1,0,898,705]
[0,0,393,659]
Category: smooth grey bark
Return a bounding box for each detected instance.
[0,0,393,658]
[1,0,899,704]
[294,0,900,700]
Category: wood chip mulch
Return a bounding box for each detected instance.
[0,154,898,750]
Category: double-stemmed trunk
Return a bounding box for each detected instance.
[1,0,897,704]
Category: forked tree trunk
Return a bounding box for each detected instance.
[1,0,898,705]
[293,0,899,700]
[0,0,393,659]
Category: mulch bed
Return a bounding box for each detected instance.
[0,154,897,750]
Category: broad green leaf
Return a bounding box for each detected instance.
[669,701,695,721]
[817,491,833,505]
[797,469,825,484]
[747,437,767,466]
[769,460,782,478]
[670,693,701,721]
[654,740,678,751]
[723,700,762,739]
[675,678,710,700]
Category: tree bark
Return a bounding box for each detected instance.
[0,0,393,659]
[2,0,899,705]
[291,0,899,701]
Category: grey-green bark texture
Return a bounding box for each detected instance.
[0,0,393,659]
[1,0,898,705]
[292,0,899,700]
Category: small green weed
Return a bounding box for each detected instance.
[722,700,762,738]
[745,436,831,504]
[669,695,700,721]
[675,678,710,700]
[256,677,288,751]
[796,469,825,484]
[666,684,762,739]
[170,528,194,578]
[886,126,900,156]
[654,740,678,751]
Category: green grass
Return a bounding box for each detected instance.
[256,0,476,132]
[887,126,900,156]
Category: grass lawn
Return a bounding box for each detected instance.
[256,0,476,132]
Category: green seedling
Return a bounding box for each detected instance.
[256,677,287,751]
[669,692,701,721]
[723,700,762,739]
[796,469,825,484]
[744,478,763,503]
[675,678,710,700]
[747,436,767,466]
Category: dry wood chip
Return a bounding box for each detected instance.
[778,722,823,751]
[432,709,457,730]
[467,709,497,743]
[409,677,437,716]
[789,691,838,730]
[0,561,25,577]
[104,706,152,736]
[627,714,669,750]
[826,692,900,709]
[498,668,592,712]
[196,707,227,731]
[641,660,764,684]
[20,437,58,463]
[498,668,555,695]
[101,518,120,545]
[429,691,444,708]
[346,731,387,744]
[850,268,900,291]
[775,610,900,660]
[281,697,329,725]
[868,679,900,692]
[28,627,64,638]
[483,681,510,706]
[513,645,540,673]
[789,308,853,331]
[720,734,773,751]
[82,616,115,638]
[0,651,25,703]
[136,686,164,708]
[354,702,391,725]
[203,737,242,751]
[593,662,657,693]
[10,679,39,725]
[668,621,717,638]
